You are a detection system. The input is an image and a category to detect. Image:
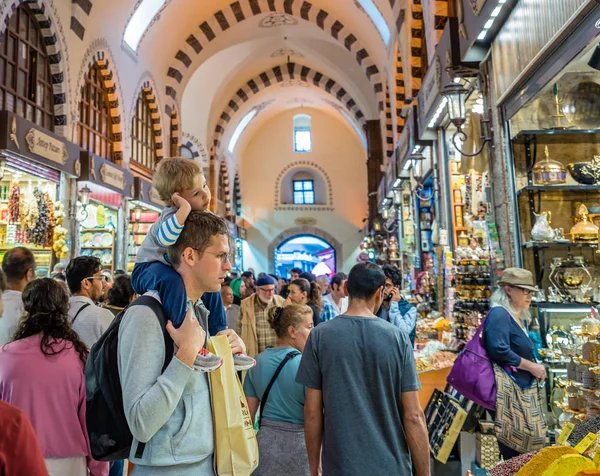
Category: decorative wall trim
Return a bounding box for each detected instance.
[268,226,342,273]
[169,104,180,156]
[181,131,209,167]
[219,160,231,215]
[274,161,333,210]
[384,84,393,159]
[164,0,383,126]
[74,40,124,163]
[411,0,424,97]
[234,171,241,216]
[70,0,92,40]
[213,62,367,153]
[395,46,406,137]
[0,0,69,136]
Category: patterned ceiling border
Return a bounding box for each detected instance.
[181,131,209,167]
[212,62,367,153]
[70,0,92,40]
[128,73,165,162]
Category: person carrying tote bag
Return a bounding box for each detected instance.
[483,268,547,460]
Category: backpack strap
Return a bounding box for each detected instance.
[72,303,91,324]
[126,295,175,459]
[259,351,300,429]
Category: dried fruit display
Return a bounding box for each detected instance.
[52,201,68,259]
[8,181,19,223]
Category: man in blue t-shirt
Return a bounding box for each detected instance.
[296,262,430,476]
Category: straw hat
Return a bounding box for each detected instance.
[498,268,538,292]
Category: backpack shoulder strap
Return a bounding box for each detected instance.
[129,295,174,372]
[72,303,91,324]
[259,351,301,428]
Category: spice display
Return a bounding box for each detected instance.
[542,454,594,476]
[515,446,578,476]
[8,181,19,223]
[569,416,600,444]
[52,202,68,260]
[489,450,539,476]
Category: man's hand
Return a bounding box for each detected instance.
[390,287,401,303]
[217,328,246,355]
[166,309,205,367]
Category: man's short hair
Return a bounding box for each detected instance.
[153,157,204,204]
[290,267,302,275]
[2,247,35,282]
[330,272,348,290]
[167,211,229,268]
[381,265,402,287]
[347,262,385,300]
[66,256,102,294]
[242,271,254,279]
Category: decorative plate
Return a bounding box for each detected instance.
[100,250,112,265]
[101,233,112,247]
[82,232,93,247]
[92,233,103,247]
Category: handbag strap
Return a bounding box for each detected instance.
[259,351,300,429]
[72,303,91,324]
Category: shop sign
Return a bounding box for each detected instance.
[295,217,317,226]
[420,56,442,120]
[134,176,165,209]
[100,163,126,190]
[25,129,68,165]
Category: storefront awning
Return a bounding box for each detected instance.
[133,176,165,210]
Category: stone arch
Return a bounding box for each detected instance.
[384,83,393,160]
[274,161,333,210]
[433,0,449,44]
[212,62,367,152]
[70,0,93,40]
[164,2,383,118]
[233,171,241,216]
[218,160,231,216]
[129,74,165,162]
[411,0,425,98]
[74,40,125,163]
[268,226,342,274]
[0,0,69,136]
[169,104,180,157]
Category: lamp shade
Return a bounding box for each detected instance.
[79,185,91,206]
[441,83,469,126]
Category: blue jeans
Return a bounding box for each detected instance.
[131,261,226,334]
[109,460,123,476]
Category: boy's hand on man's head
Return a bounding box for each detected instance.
[171,192,192,213]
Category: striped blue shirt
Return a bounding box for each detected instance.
[135,207,183,265]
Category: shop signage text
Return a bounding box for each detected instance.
[295,217,317,226]
[99,163,126,190]
[421,56,442,120]
[25,128,68,165]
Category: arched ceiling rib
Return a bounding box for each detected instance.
[212,62,368,153]
[163,1,385,118]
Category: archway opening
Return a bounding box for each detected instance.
[274,235,336,279]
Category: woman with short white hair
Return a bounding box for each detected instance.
[484,267,546,459]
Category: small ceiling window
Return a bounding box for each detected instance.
[356,0,390,46]
[293,179,314,205]
[294,114,312,153]
[229,109,257,153]
[123,0,167,51]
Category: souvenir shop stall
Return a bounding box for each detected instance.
[127,177,163,273]
[0,111,79,275]
[77,151,133,275]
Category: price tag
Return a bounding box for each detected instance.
[558,422,575,445]
[575,432,597,454]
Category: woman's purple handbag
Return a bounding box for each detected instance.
[447,313,497,410]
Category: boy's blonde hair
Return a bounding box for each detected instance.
[153,157,204,203]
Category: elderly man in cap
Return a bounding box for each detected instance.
[237,274,285,357]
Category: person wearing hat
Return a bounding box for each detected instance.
[484,267,547,459]
[238,274,286,358]
[230,277,246,306]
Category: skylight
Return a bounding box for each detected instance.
[123,0,167,51]
[356,0,391,46]
[340,110,368,149]
[228,110,258,153]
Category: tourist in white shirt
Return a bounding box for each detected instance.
[65,256,114,348]
[0,247,36,346]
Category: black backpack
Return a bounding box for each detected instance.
[85,295,174,461]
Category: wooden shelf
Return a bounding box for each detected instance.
[523,241,598,249]
[81,246,113,250]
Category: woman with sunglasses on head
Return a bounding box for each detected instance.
[484,268,547,460]
[65,256,115,349]
[0,278,107,476]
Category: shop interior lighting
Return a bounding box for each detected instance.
[428,98,448,129]
[0,159,6,180]
[412,145,421,154]
[477,0,507,41]
[356,0,390,46]
[392,189,402,205]
[441,84,492,157]
[133,204,143,222]
[392,178,402,188]
[123,0,166,51]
